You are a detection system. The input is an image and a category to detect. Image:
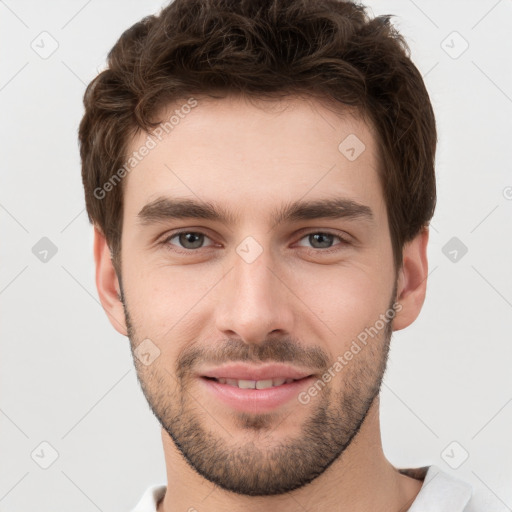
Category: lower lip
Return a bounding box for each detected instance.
[199,376,314,413]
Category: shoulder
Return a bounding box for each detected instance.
[399,465,495,512]
[130,484,167,512]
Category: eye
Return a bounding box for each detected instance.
[296,231,349,251]
[160,229,350,254]
[164,230,215,251]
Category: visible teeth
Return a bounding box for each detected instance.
[215,378,297,388]
[256,379,273,389]
[238,379,257,389]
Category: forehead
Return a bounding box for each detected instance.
[122,94,385,224]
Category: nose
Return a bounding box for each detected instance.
[214,244,296,345]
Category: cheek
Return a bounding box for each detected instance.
[297,265,393,343]
[123,260,219,340]
[123,244,395,354]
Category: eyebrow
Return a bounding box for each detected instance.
[137,196,374,228]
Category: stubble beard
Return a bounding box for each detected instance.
[123,295,394,496]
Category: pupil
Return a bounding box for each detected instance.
[177,233,333,250]
[311,233,332,248]
[181,232,203,249]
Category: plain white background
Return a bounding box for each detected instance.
[1,1,511,510]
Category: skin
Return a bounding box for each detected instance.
[94,94,429,512]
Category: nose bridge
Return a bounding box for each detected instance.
[215,239,293,343]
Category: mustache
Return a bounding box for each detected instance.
[176,337,330,379]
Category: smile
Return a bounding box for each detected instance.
[206,377,301,389]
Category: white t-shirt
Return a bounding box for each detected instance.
[129,465,491,511]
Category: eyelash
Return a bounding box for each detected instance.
[160,229,351,255]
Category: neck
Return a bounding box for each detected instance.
[157,397,423,512]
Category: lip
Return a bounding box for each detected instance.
[198,362,313,381]
[197,363,316,413]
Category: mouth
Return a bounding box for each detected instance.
[196,364,316,413]
[202,376,308,389]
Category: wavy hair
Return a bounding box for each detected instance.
[79,0,436,271]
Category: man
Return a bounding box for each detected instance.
[79,0,487,510]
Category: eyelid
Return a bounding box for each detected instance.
[294,228,352,244]
[161,229,218,250]
[161,228,352,253]
[293,230,352,253]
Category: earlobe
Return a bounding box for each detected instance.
[393,227,429,331]
[93,226,128,336]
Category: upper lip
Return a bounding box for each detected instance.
[198,363,314,381]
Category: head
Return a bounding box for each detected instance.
[80,0,435,497]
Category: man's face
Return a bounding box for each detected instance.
[118,95,398,495]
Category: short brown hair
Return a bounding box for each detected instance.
[79,0,436,272]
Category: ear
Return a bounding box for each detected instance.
[393,227,429,331]
[93,226,128,336]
